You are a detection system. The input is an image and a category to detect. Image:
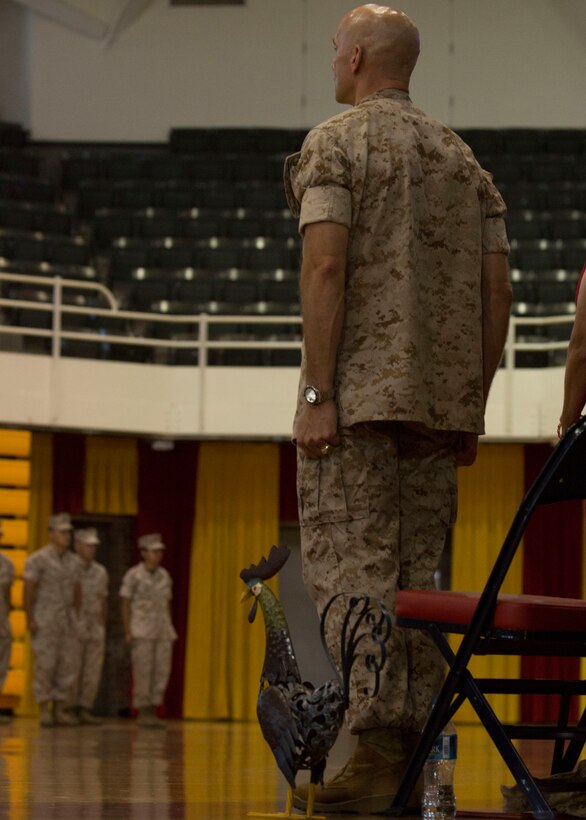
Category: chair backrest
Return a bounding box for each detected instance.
[473,416,586,627]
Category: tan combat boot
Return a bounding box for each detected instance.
[136,707,151,727]
[53,702,79,726]
[140,706,166,728]
[293,727,423,814]
[78,708,103,725]
[137,706,165,728]
[39,701,54,727]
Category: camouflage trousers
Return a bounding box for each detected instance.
[71,637,105,709]
[31,623,78,703]
[297,421,458,734]
[0,633,11,692]
[131,638,173,709]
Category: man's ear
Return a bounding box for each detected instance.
[350,44,363,73]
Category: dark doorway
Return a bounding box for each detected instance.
[72,514,135,717]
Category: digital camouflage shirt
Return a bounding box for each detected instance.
[75,556,109,641]
[285,88,510,434]
[119,563,177,641]
[24,544,80,628]
[0,554,14,638]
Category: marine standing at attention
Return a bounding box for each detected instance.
[0,520,14,723]
[71,527,108,725]
[24,512,81,727]
[120,533,177,728]
[285,4,512,813]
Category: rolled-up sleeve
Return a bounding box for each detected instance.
[284,127,351,234]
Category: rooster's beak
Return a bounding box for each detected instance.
[240,587,258,623]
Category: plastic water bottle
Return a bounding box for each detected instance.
[421,718,457,820]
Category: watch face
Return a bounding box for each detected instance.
[304,386,318,404]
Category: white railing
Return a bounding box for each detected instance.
[0,271,573,369]
[0,273,304,372]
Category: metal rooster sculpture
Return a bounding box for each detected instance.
[240,544,391,820]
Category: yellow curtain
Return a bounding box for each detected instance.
[84,436,138,515]
[183,442,280,721]
[17,432,53,716]
[450,443,524,724]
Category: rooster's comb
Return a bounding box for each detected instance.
[240,544,291,583]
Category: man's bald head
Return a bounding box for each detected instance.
[333,5,420,103]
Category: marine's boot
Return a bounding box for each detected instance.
[136,707,151,727]
[293,728,423,814]
[78,707,103,726]
[53,702,79,726]
[137,706,165,728]
[39,701,54,727]
[146,705,166,728]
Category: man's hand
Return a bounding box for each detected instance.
[294,401,341,459]
[455,432,479,467]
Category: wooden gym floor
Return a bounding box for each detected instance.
[0,717,554,818]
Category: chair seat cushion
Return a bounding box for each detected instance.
[396,590,586,632]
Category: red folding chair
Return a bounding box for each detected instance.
[386,416,586,819]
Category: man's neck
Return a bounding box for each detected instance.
[353,79,409,105]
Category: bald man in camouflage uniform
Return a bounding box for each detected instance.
[71,528,108,725]
[120,534,176,728]
[0,521,14,724]
[286,4,512,813]
[24,512,81,726]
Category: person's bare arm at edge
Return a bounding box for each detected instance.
[559,280,586,435]
[293,221,348,459]
[456,252,512,467]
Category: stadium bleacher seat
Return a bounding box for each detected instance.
[0,128,584,366]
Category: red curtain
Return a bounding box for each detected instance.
[521,443,583,723]
[52,432,85,515]
[137,440,198,718]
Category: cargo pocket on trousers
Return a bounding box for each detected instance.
[297,439,370,525]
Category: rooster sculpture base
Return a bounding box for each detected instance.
[241,545,391,820]
[247,785,324,819]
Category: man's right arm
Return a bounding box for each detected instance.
[23,578,38,635]
[120,597,132,644]
[293,220,348,459]
[559,277,586,434]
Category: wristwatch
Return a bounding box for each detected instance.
[304,385,335,406]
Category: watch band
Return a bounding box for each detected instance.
[304,385,335,405]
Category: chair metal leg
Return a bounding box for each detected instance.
[385,625,555,819]
[463,669,554,819]
[559,704,586,773]
[552,693,571,774]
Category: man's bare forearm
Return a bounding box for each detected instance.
[299,222,347,390]
[560,288,586,433]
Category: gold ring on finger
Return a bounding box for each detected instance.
[320,443,332,456]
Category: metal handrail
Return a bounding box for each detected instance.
[0,273,303,362]
[0,270,573,360]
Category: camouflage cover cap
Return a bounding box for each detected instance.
[75,527,100,545]
[138,533,165,551]
[48,512,73,531]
